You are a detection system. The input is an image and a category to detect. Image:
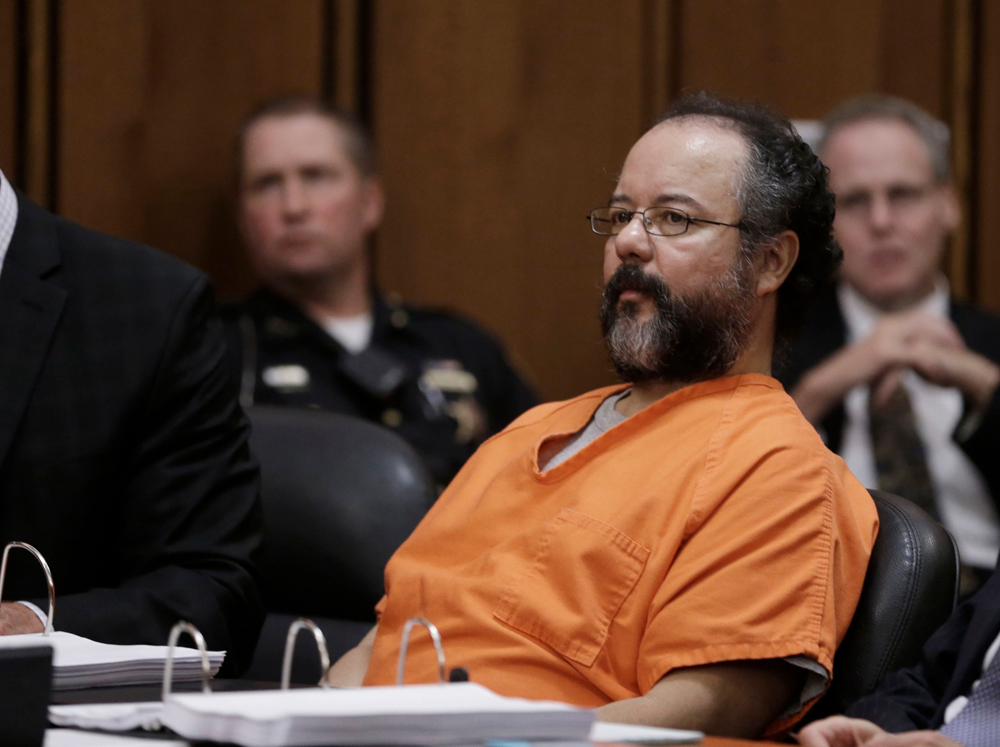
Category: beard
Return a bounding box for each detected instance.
[599,259,758,385]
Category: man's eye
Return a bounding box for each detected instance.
[250,174,282,192]
[664,211,686,223]
[301,166,339,184]
[889,186,923,203]
[611,210,632,224]
[838,193,869,209]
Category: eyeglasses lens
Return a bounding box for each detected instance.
[589,207,689,236]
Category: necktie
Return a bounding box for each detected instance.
[868,384,938,519]
[940,649,1000,746]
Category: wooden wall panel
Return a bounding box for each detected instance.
[0,0,18,182]
[974,0,1000,311]
[9,0,989,398]
[677,0,951,119]
[373,0,651,400]
[878,0,955,119]
[678,0,881,118]
[23,0,55,204]
[57,0,326,298]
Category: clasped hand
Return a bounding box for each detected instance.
[793,309,1000,425]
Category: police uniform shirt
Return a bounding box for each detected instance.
[222,289,539,488]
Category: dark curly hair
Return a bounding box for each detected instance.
[656,92,841,345]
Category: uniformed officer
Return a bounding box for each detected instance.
[222,96,538,489]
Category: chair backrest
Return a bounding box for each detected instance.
[809,489,959,720]
[247,406,436,622]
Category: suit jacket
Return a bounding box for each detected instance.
[775,284,1000,508]
[0,195,264,675]
[847,566,1000,731]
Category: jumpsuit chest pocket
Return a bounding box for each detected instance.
[493,508,650,667]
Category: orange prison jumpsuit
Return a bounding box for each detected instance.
[364,374,879,734]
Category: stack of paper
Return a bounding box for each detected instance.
[49,702,166,732]
[49,700,703,745]
[161,682,595,746]
[0,632,224,690]
[44,728,188,747]
[590,721,703,744]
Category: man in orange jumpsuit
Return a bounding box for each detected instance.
[326,92,879,740]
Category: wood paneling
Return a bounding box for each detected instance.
[23,0,55,205]
[0,0,18,182]
[4,0,995,398]
[877,0,955,119]
[677,0,952,119]
[974,0,1000,310]
[372,0,654,400]
[332,0,361,113]
[57,0,326,298]
[949,0,975,299]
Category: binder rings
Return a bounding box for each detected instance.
[50,616,700,745]
[158,617,595,746]
[0,542,225,689]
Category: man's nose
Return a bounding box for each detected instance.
[613,214,654,263]
[868,194,894,233]
[281,180,309,219]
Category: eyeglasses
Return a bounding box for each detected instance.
[586,206,742,237]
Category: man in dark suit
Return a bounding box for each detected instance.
[0,175,264,676]
[777,97,1000,592]
[798,569,1000,746]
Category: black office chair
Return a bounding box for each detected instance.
[806,489,959,721]
[239,406,436,683]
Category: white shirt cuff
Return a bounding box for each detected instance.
[16,600,47,627]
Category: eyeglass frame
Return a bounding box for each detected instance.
[586,206,743,237]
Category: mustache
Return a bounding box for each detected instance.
[602,263,672,310]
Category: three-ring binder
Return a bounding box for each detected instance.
[162,621,213,700]
[397,617,447,685]
[0,541,451,691]
[282,617,331,689]
[155,612,594,747]
[0,541,55,635]
[161,616,335,701]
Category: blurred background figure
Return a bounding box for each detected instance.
[222,97,538,489]
[15,3,1000,499]
[25,2,1000,413]
[777,97,1000,593]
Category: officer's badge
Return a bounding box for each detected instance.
[421,361,486,445]
[262,364,311,392]
[446,397,487,445]
[420,364,478,395]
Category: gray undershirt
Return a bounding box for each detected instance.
[541,391,630,471]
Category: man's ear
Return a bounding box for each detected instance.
[754,230,799,298]
[362,176,386,232]
[939,181,961,232]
